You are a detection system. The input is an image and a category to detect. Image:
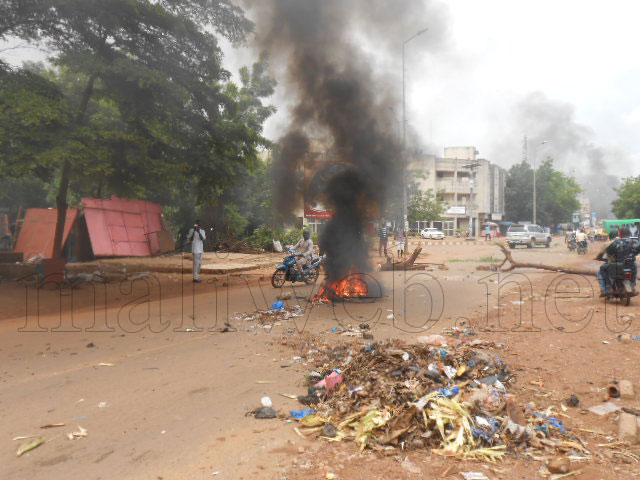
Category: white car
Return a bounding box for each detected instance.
[420,227,445,239]
[506,224,551,248]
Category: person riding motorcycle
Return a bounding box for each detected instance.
[575,228,588,250]
[292,230,314,273]
[596,227,640,296]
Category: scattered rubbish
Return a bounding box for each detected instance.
[314,371,344,392]
[290,409,315,419]
[86,342,95,348]
[322,423,337,438]
[607,384,621,399]
[40,423,65,429]
[461,472,489,480]
[260,396,273,408]
[270,301,284,310]
[363,333,374,340]
[278,393,298,400]
[547,457,571,474]
[97,363,115,367]
[602,340,610,344]
[617,333,632,344]
[325,474,336,480]
[252,407,278,419]
[97,402,109,408]
[211,471,221,476]
[633,336,640,341]
[161,430,167,434]
[16,437,44,457]
[277,292,292,300]
[565,394,580,407]
[587,402,622,416]
[255,380,275,384]
[72,416,88,421]
[67,426,88,440]
[74,398,85,406]
[622,406,640,416]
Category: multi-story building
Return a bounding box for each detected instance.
[408,146,506,236]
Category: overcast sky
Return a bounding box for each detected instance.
[3,0,639,174]
[224,0,640,174]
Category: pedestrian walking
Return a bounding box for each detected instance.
[188,219,206,283]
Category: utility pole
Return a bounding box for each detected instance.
[402,27,428,250]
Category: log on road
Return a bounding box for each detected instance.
[493,243,597,276]
[379,247,425,271]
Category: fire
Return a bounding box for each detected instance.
[313,273,368,303]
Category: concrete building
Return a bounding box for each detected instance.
[408,146,506,236]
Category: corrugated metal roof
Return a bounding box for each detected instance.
[82,197,166,257]
[14,209,78,259]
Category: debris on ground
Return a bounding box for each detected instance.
[16,437,44,457]
[248,407,279,419]
[279,336,588,464]
[230,305,303,331]
[67,426,88,440]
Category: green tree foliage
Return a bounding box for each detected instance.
[0,0,272,256]
[407,188,445,224]
[612,176,640,219]
[505,159,581,225]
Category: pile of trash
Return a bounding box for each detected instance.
[285,338,587,461]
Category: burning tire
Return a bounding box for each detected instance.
[271,270,286,288]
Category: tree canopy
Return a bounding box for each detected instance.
[0,0,275,256]
[612,176,640,219]
[505,159,581,226]
[407,188,445,224]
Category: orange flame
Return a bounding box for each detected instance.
[313,273,368,303]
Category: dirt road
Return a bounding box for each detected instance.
[2,241,640,479]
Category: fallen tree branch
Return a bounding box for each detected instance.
[379,247,423,271]
[493,243,597,276]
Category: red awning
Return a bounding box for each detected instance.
[82,197,167,257]
[14,209,78,259]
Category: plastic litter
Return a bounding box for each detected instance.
[260,396,272,408]
[270,301,284,310]
[290,408,315,419]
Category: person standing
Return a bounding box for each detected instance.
[396,229,406,258]
[485,224,491,241]
[378,220,388,256]
[188,219,206,283]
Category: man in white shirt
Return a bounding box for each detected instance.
[292,231,314,272]
[188,219,206,283]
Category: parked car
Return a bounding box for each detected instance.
[506,224,551,248]
[420,227,445,240]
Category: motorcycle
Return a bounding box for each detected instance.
[567,238,576,252]
[271,249,322,288]
[576,240,588,255]
[602,259,636,306]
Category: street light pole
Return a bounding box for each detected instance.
[401,27,427,250]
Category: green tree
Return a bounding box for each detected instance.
[0,0,262,258]
[612,176,640,219]
[504,161,533,223]
[505,158,580,225]
[408,188,445,224]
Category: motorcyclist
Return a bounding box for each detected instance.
[292,230,314,272]
[596,227,640,296]
[576,228,588,249]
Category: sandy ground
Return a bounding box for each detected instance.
[2,239,640,479]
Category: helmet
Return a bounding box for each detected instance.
[303,230,310,240]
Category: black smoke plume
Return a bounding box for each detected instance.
[252,0,445,282]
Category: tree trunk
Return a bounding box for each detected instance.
[493,243,597,276]
[51,74,97,259]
